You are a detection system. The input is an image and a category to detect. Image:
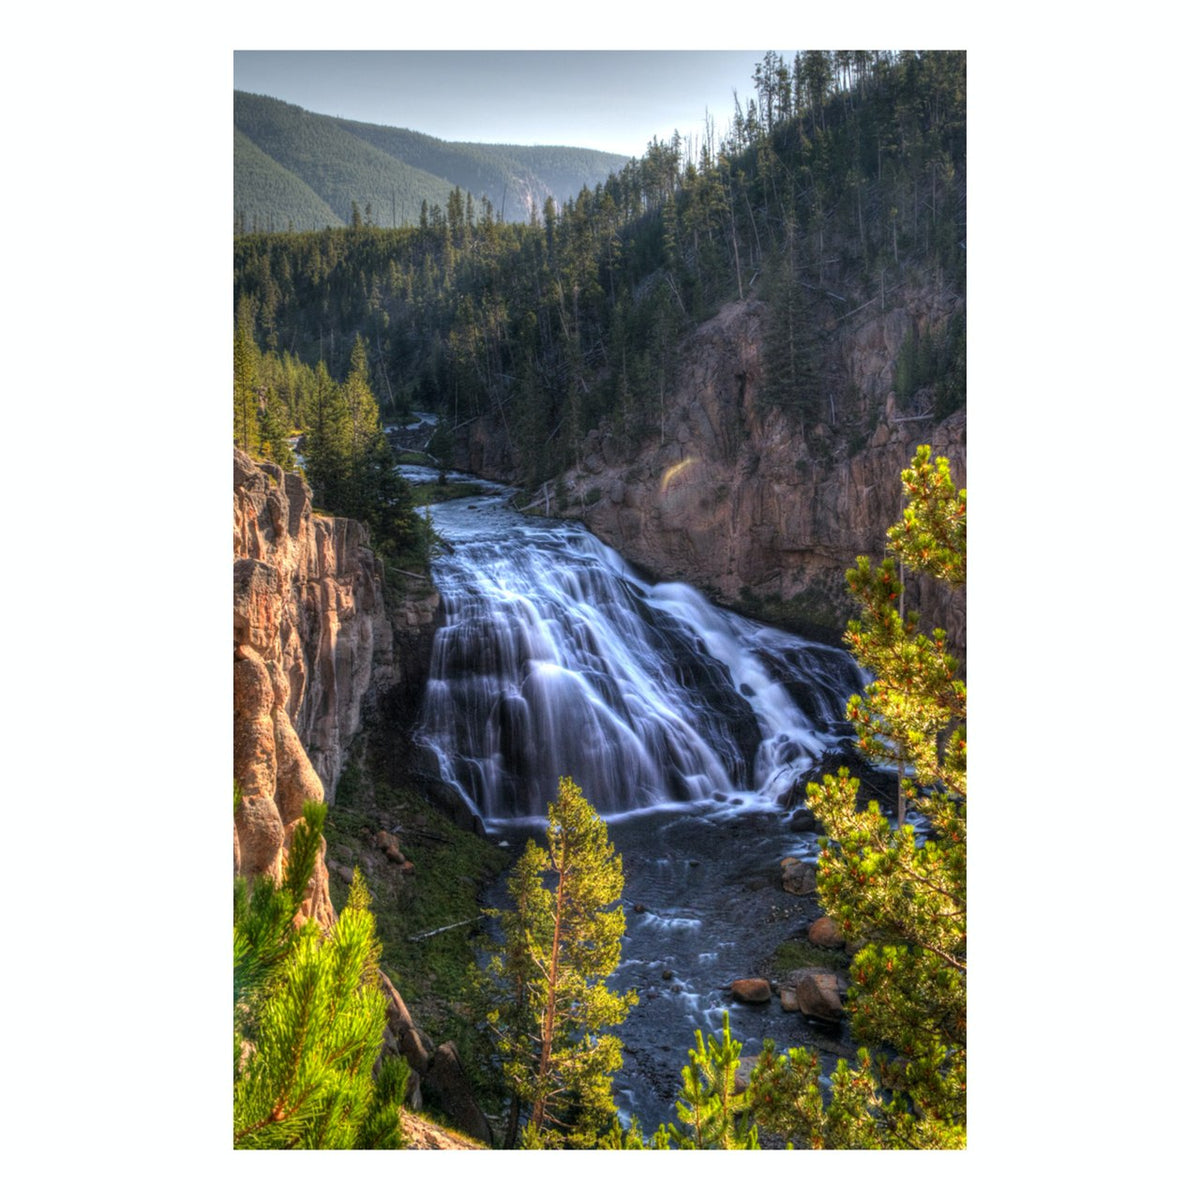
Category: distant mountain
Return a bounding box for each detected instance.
[234,130,342,231]
[234,91,632,233]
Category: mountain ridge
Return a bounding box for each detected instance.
[235,90,630,232]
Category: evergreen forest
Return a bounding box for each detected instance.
[235,50,965,492]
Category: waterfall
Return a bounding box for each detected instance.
[411,479,864,827]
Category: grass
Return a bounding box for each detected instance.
[769,937,850,975]
[409,480,487,506]
[325,749,511,1114]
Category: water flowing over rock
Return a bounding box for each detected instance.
[411,481,864,827]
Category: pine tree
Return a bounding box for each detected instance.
[665,1012,760,1149]
[233,803,403,1150]
[760,215,821,427]
[255,383,296,470]
[749,445,967,1149]
[233,295,260,453]
[304,360,350,511]
[483,777,636,1148]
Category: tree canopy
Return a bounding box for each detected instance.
[233,802,406,1149]
[749,445,966,1148]
[482,777,636,1148]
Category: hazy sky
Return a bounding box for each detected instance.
[234,50,775,159]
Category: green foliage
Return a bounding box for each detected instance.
[233,294,260,454]
[408,479,486,507]
[759,219,822,425]
[887,442,967,589]
[768,937,847,975]
[232,799,325,1017]
[785,445,966,1147]
[234,127,341,235]
[353,1046,411,1149]
[233,323,430,568]
[233,801,402,1149]
[842,447,965,796]
[749,1041,964,1149]
[322,772,508,1117]
[893,311,967,418]
[594,1115,661,1149]
[665,447,966,1150]
[664,1012,760,1149]
[482,777,636,1148]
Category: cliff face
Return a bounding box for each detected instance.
[554,294,966,656]
[233,448,439,922]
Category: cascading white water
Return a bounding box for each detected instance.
[411,474,864,828]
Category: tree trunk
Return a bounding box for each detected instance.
[530,851,568,1135]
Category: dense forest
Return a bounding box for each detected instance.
[234,51,965,493]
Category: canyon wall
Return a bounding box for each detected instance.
[553,292,966,657]
[232,448,439,921]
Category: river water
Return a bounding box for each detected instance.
[403,466,867,1132]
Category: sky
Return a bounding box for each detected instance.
[234,50,774,159]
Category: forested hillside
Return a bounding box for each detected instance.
[234,91,630,233]
[234,130,342,231]
[235,51,964,482]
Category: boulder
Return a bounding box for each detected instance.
[375,829,406,864]
[808,915,846,949]
[729,977,772,1004]
[786,807,820,834]
[377,971,432,1075]
[781,857,817,896]
[785,969,844,1022]
[734,1055,760,1094]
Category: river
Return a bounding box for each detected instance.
[402,464,870,1133]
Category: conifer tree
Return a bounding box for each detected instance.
[760,216,821,426]
[233,804,403,1150]
[304,360,349,509]
[665,1012,760,1149]
[749,445,966,1149]
[483,777,636,1148]
[255,383,296,471]
[233,295,260,453]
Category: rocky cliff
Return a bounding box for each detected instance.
[233,450,497,1140]
[552,292,966,658]
[232,448,439,921]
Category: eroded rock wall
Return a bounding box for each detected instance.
[233,448,403,922]
[557,294,966,656]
